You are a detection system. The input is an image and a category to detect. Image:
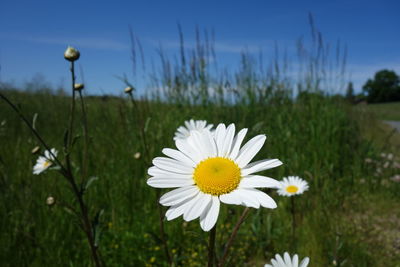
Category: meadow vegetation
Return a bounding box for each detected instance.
[1,24,399,266]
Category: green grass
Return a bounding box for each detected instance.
[1,89,399,266]
[364,101,400,121]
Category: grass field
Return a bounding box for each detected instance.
[364,102,400,121]
[1,88,400,267]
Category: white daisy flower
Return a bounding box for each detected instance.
[277,176,309,197]
[174,119,213,140]
[147,123,283,231]
[265,252,310,267]
[33,148,58,175]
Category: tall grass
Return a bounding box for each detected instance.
[1,22,399,266]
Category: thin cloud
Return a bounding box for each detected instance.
[0,33,129,51]
[144,37,269,54]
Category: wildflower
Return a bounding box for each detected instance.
[391,175,400,182]
[383,161,390,169]
[265,252,310,267]
[364,158,372,163]
[124,86,133,93]
[134,152,141,159]
[64,46,80,61]
[46,196,55,206]
[147,123,282,231]
[33,148,58,175]
[174,119,213,140]
[74,83,84,91]
[277,176,309,197]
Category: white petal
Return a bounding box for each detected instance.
[235,135,266,168]
[175,138,203,163]
[147,177,194,188]
[162,148,196,167]
[229,128,247,160]
[270,259,279,266]
[200,196,220,231]
[234,189,260,208]
[153,157,193,174]
[219,190,242,205]
[250,188,277,208]
[239,175,280,188]
[189,131,217,158]
[159,186,198,206]
[220,124,235,157]
[214,124,226,157]
[165,193,199,221]
[241,159,283,176]
[183,192,212,221]
[284,252,291,265]
[276,254,286,267]
[148,166,192,179]
[292,255,298,267]
[300,257,310,267]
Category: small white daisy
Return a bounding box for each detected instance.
[148,123,283,231]
[277,176,309,197]
[174,119,213,140]
[265,252,310,267]
[33,148,58,175]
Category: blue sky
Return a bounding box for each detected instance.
[1,0,399,95]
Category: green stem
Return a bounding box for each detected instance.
[218,207,251,267]
[208,225,217,267]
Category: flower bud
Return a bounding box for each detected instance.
[31,146,41,155]
[124,86,133,93]
[74,83,84,91]
[64,46,80,61]
[46,196,56,206]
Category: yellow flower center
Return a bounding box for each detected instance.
[43,160,52,168]
[286,185,299,194]
[193,157,241,196]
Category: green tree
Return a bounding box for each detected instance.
[362,69,400,103]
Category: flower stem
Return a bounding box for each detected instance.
[77,89,89,185]
[156,190,172,265]
[291,197,296,250]
[208,225,217,267]
[218,207,251,267]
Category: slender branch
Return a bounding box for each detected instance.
[78,89,89,185]
[0,92,67,175]
[208,225,217,267]
[65,61,77,176]
[218,207,251,267]
[127,91,171,264]
[65,61,102,267]
[156,190,172,265]
[128,92,150,165]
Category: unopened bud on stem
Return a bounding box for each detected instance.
[124,86,133,94]
[46,196,56,206]
[31,146,41,155]
[74,83,84,91]
[64,46,80,62]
